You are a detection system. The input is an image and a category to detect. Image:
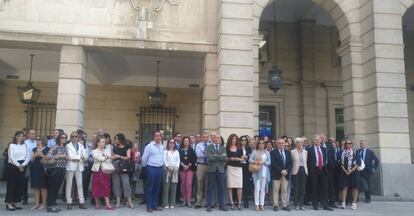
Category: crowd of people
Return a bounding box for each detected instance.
[2,128,379,213]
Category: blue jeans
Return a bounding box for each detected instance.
[145,166,163,209]
[207,170,225,208]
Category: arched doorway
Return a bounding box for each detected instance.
[255,0,355,140]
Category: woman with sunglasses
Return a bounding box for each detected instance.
[45,133,68,213]
[240,135,252,208]
[339,139,362,210]
[30,136,50,210]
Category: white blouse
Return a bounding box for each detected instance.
[8,143,30,167]
[163,150,180,168]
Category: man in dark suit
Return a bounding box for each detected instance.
[356,139,379,203]
[270,138,292,211]
[326,137,339,208]
[306,135,333,211]
[205,133,228,212]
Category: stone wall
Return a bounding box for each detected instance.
[404,30,414,163]
[0,0,217,44]
[0,80,202,153]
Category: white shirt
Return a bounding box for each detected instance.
[8,143,30,166]
[164,150,180,168]
[25,139,37,158]
[260,153,268,178]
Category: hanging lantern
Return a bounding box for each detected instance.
[147,60,167,108]
[17,54,41,104]
[268,66,283,94]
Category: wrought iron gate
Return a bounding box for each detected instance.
[138,107,176,150]
[25,103,56,138]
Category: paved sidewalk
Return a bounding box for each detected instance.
[0,200,414,216]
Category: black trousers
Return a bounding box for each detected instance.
[292,166,307,207]
[47,168,66,207]
[326,167,337,204]
[82,161,93,199]
[309,168,328,207]
[242,165,252,205]
[5,163,25,203]
[360,172,372,201]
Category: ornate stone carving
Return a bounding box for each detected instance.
[129,0,180,21]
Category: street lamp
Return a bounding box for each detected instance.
[17,54,41,104]
[268,66,283,94]
[147,60,167,108]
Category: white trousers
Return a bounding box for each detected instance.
[254,177,267,206]
[65,170,84,204]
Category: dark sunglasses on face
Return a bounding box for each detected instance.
[71,135,78,138]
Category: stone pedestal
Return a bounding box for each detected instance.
[55,46,87,134]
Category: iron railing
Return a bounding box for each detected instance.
[25,103,56,138]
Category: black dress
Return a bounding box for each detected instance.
[339,150,362,190]
[31,147,50,188]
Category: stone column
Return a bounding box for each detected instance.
[299,20,317,138]
[216,0,255,138]
[358,0,414,198]
[202,54,218,133]
[55,46,87,134]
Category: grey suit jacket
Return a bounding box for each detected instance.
[205,143,227,173]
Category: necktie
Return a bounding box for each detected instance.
[317,147,323,170]
[280,150,285,167]
[215,144,218,153]
[75,143,79,152]
[203,143,208,163]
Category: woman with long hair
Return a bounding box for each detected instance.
[339,139,362,210]
[179,137,196,207]
[45,133,68,213]
[249,140,271,211]
[226,134,244,210]
[162,138,180,208]
[30,137,49,210]
[5,131,30,211]
[112,133,134,209]
[240,135,252,208]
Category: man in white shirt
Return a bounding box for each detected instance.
[194,133,210,208]
[65,131,88,210]
[22,129,36,204]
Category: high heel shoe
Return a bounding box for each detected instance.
[238,204,242,210]
[5,204,16,211]
[128,203,135,209]
[230,203,235,210]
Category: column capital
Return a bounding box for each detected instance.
[60,45,87,65]
[337,36,363,57]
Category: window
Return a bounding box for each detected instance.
[335,108,344,141]
[259,106,275,138]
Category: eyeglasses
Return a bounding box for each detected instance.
[241,139,247,141]
[71,135,78,138]
[346,142,352,144]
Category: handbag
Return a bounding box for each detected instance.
[41,157,57,169]
[118,159,135,174]
[248,163,262,173]
[101,161,116,174]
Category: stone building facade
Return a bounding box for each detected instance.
[0,0,414,198]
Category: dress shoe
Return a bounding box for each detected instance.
[206,206,212,212]
[219,206,228,211]
[313,205,319,210]
[273,206,279,211]
[329,203,338,208]
[146,208,153,213]
[282,206,291,211]
[194,205,202,209]
[47,207,61,213]
[323,206,334,211]
[154,207,163,211]
[300,206,305,210]
[79,204,87,209]
[66,204,72,210]
[5,204,16,211]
